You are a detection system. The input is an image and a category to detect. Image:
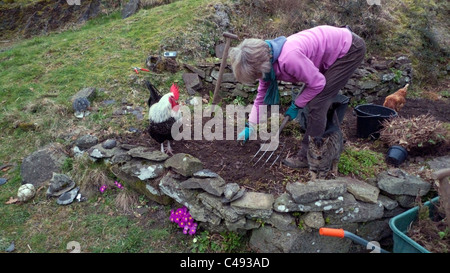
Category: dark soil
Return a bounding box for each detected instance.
[117,95,450,196]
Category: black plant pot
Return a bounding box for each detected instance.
[386,145,408,166]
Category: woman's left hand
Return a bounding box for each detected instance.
[285,102,301,120]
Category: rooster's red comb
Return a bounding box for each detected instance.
[170,83,179,100]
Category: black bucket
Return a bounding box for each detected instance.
[354,104,397,139]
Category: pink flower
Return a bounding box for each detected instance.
[170,206,198,235]
[114,181,123,189]
[99,185,107,193]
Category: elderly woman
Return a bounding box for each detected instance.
[229,25,366,168]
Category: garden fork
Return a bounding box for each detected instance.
[250,88,303,167]
[251,115,291,167]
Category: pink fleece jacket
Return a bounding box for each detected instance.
[249,25,352,124]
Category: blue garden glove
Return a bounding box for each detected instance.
[285,102,302,120]
[237,122,255,143]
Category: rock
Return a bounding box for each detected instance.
[21,143,68,187]
[5,241,15,253]
[286,180,347,204]
[394,195,416,208]
[222,187,245,203]
[71,87,97,103]
[356,219,392,243]
[164,153,203,177]
[183,63,206,79]
[223,183,240,199]
[213,3,230,29]
[119,160,165,181]
[189,203,222,226]
[87,144,125,160]
[211,70,236,83]
[335,177,380,204]
[57,187,79,205]
[325,193,385,223]
[102,139,117,149]
[197,192,241,223]
[377,169,431,196]
[193,169,219,178]
[75,134,98,150]
[231,192,274,218]
[46,173,76,197]
[182,73,202,95]
[301,212,325,229]
[426,155,450,171]
[378,194,398,210]
[180,176,226,197]
[159,173,197,207]
[273,192,344,213]
[0,178,7,186]
[249,225,352,253]
[111,165,171,205]
[267,212,295,231]
[72,97,90,118]
[121,0,141,19]
[127,146,169,162]
[17,184,36,202]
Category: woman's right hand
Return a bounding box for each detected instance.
[237,123,256,143]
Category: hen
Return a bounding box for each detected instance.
[146,80,181,155]
[383,84,409,112]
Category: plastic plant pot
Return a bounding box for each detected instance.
[386,145,408,166]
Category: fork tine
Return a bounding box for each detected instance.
[270,141,286,167]
[253,148,269,166]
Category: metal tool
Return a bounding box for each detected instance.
[251,88,304,167]
[133,67,150,74]
[251,115,290,167]
[319,227,389,253]
[211,32,239,109]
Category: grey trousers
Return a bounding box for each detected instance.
[299,30,366,157]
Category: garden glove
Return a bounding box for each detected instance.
[285,101,302,120]
[237,122,256,143]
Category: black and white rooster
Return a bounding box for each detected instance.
[146,80,181,155]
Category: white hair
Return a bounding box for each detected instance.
[229,38,272,84]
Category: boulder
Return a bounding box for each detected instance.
[71,87,97,103]
[17,184,36,202]
[127,146,169,162]
[231,192,274,218]
[197,192,241,223]
[164,153,203,177]
[249,224,353,253]
[121,0,141,19]
[335,177,380,204]
[47,173,76,197]
[286,180,347,204]
[324,193,385,223]
[301,212,325,229]
[377,169,431,196]
[21,143,68,187]
[182,73,202,95]
[56,187,79,205]
[75,134,98,150]
[180,177,226,196]
[119,160,165,181]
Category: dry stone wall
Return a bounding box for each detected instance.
[59,136,436,253]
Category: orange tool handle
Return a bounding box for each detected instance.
[319,228,345,238]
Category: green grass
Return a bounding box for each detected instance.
[338,147,387,179]
[0,0,215,162]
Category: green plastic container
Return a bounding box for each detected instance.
[389,197,440,253]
